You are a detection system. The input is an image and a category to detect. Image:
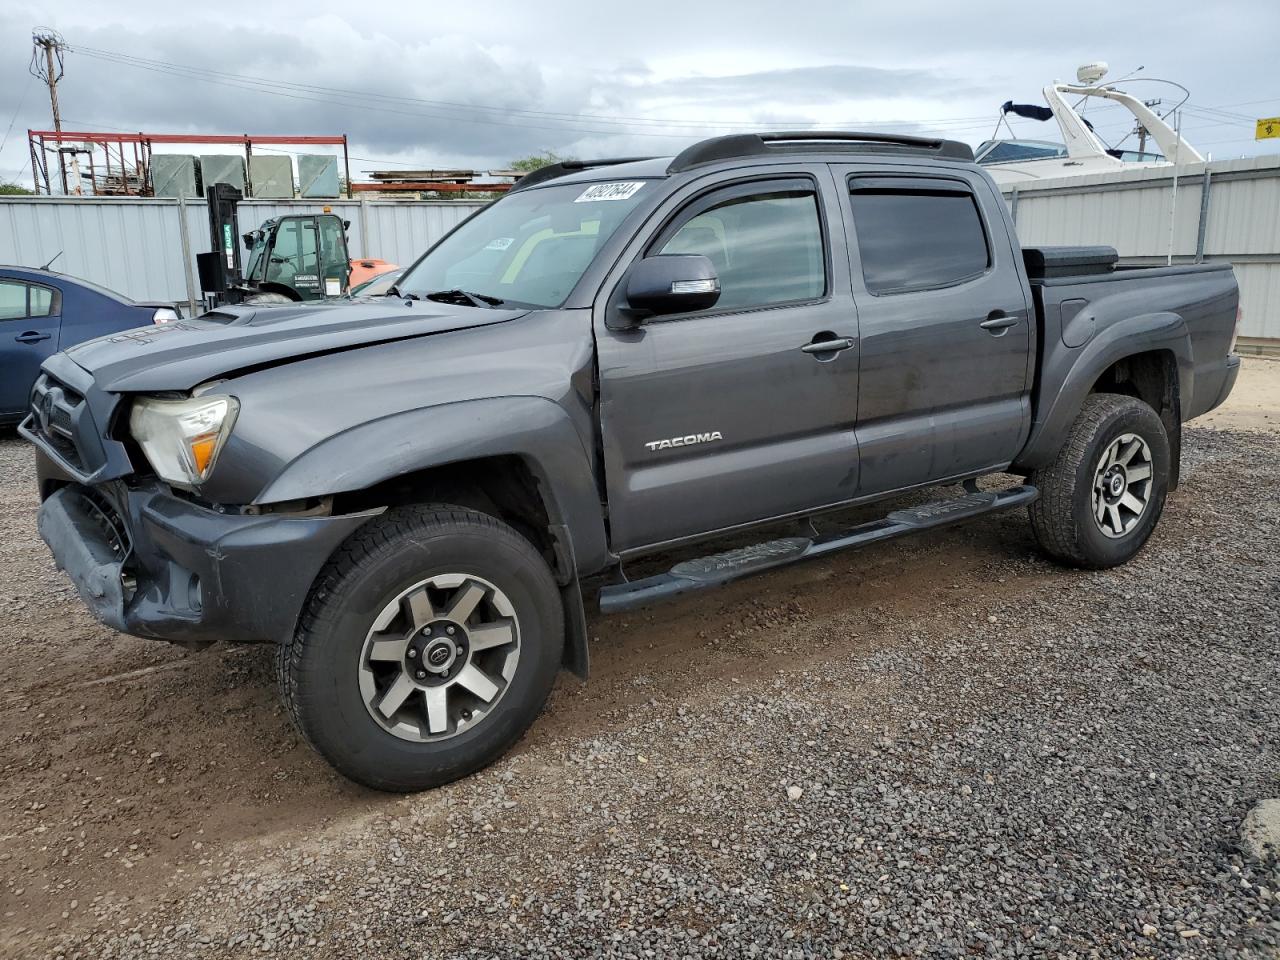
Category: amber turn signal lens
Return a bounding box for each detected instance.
[188,434,220,475]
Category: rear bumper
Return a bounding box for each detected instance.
[1213,354,1242,411]
[36,476,379,647]
[1189,353,1241,421]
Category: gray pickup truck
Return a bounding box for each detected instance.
[22,131,1240,791]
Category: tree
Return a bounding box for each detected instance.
[509,151,571,173]
[0,179,33,195]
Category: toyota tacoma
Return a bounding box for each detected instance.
[22,131,1241,791]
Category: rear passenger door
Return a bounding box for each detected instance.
[833,167,1033,495]
[0,279,61,418]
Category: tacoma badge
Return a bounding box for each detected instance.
[644,431,724,452]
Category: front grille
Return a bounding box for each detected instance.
[49,401,74,435]
[29,374,87,471]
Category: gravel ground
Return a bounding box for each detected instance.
[1,380,1278,958]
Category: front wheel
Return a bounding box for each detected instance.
[279,504,563,791]
[1029,393,1171,569]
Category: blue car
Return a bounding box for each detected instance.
[0,266,180,425]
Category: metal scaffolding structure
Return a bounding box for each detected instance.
[26,130,352,198]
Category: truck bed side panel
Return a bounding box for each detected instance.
[1015,263,1238,470]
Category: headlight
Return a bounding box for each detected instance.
[129,395,239,488]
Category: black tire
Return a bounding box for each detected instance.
[1029,393,1171,569]
[279,504,563,792]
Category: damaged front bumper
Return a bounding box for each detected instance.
[37,472,379,647]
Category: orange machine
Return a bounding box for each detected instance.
[348,258,399,287]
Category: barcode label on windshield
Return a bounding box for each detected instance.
[575,182,645,203]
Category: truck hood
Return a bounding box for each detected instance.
[64,300,528,392]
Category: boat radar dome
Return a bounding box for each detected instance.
[1076,61,1109,86]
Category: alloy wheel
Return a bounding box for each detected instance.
[358,574,520,742]
[1091,433,1154,539]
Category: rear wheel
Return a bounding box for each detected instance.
[279,504,563,791]
[1029,393,1170,569]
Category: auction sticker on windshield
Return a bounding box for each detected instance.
[575,182,645,203]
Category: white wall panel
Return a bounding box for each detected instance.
[0,197,486,310]
[1004,156,1280,340]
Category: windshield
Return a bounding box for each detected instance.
[975,140,1069,164]
[1110,149,1166,163]
[396,180,652,307]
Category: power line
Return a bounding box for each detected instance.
[0,75,34,159]
[69,45,762,131]
[51,41,1280,158]
[67,43,1011,137]
[71,43,1017,132]
[67,48,699,140]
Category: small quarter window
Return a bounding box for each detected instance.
[29,285,54,317]
[849,185,990,295]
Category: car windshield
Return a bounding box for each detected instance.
[395,180,653,308]
[975,140,1069,164]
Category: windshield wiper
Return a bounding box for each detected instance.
[423,288,505,308]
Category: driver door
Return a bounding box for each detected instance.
[595,172,861,552]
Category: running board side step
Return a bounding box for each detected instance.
[598,485,1039,615]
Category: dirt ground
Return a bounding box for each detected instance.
[1198,356,1280,432]
[0,358,1276,958]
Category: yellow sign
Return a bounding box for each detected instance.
[1258,118,1280,140]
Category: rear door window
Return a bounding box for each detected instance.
[0,281,53,320]
[848,180,991,295]
[0,281,26,320]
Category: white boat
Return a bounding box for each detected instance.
[977,62,1203,185]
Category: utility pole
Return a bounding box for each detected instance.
[29,28,70,194]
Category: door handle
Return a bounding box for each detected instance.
[979,312,1020,333]
[801,337,855,355]
[15,331,51,344]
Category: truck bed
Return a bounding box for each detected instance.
[1017,246,1240,468]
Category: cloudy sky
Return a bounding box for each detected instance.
[1,0,1277,187]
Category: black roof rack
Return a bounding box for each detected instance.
[508,157,657,192]
[667,130,974,173]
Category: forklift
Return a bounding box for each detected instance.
[196,183,354,307]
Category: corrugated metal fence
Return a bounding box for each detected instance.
[4,167,1278,344]
[0,197,487,311]
[1001,154,1280,344]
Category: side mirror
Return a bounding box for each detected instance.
[625,254,720,317]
